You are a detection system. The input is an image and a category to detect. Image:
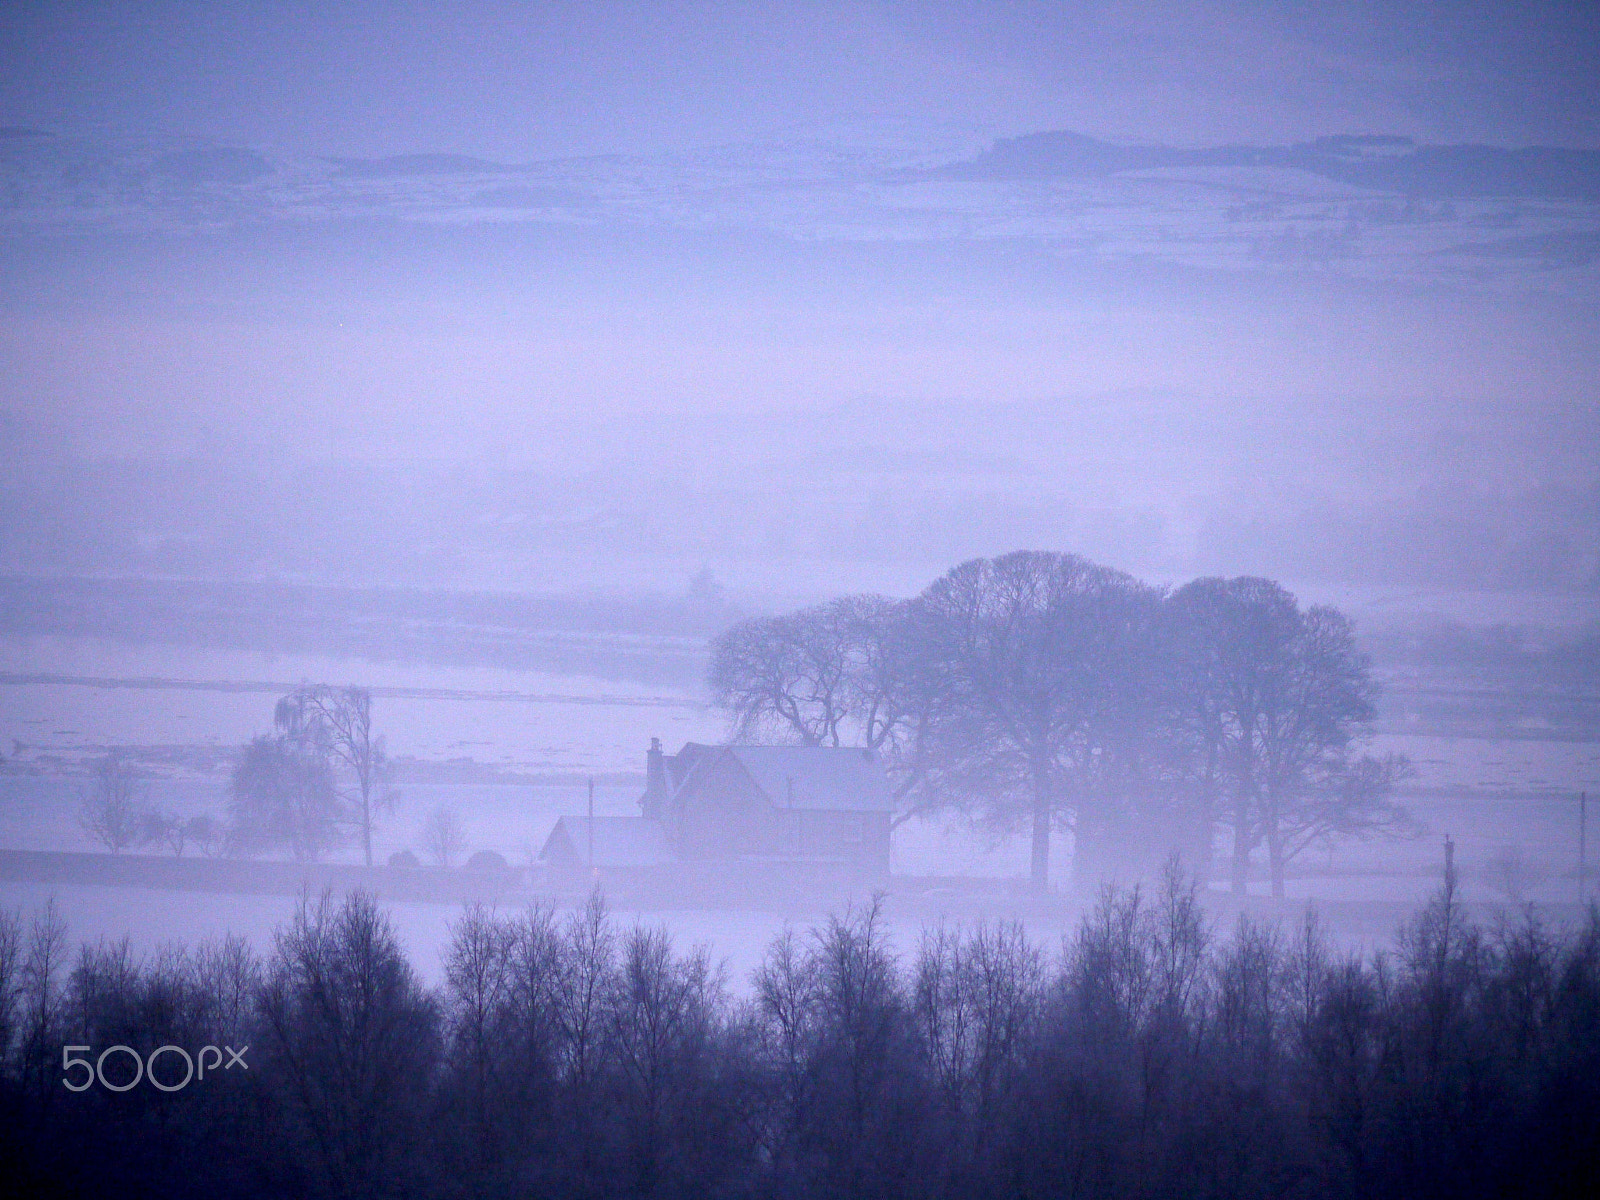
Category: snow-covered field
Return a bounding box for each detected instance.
[1,623,1594,979]
[0,634,719,777]
[3,632,1594,866]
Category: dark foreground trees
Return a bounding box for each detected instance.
[257,893,439,1197]
[2,882,1598,1200]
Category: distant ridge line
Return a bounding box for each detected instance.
[929,130,1600,201]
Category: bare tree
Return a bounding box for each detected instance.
[908,551,1160,891]
[1160,581,1238,883]
[1166,577,1407,898]
[229,734,341,861]
[443,903,516,1167]
[138,808,174,854]
[710,594,943,821]
[0,906,21,1069]
[914,918,1042,1165]
[1269,746,1417,884]
[805,896,915,1195]
[192,933,261,1047]
[553,890,616,1183]
[609,924,722,1193]
[754,923,819,1169]
[710,602,858,746]
[554,890,615,1092]
[78,753,147,853]
[184,814,226,858]
[710,597,904,741]
[422,806,467,868]
[257,890,439,1198]
[1258,605,1413,894]
[137,807,197,856]
[18,899,67,1097]
[277,685,396,868]
[505,903,566,1075]
[62,936,138,1060]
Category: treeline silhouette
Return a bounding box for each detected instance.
[1,875,1596,1199]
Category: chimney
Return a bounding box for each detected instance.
[642,737,668,818]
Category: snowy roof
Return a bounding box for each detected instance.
[723,745,895,813]
[540,816,671,868]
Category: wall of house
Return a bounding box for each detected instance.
[672,753,891,875]
[864,811,891,875]
[674,754,782,859]
[776,809,891,875]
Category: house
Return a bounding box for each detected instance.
[539,815,672,870]
[537,739,897,878]
[639,738,894,875]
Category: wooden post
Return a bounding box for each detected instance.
[587,777,595,870]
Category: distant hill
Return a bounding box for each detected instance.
[153,147,275,185]
[332,153,521,179]
[932,131,1600,202]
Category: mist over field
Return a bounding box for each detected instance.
[0,4,1597,1196]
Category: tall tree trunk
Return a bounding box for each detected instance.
[1230,819,1251,897]
[1197,738,1219,888]
[1030,779,1051,892]
[1232,736,1254,896]
[1266,788,1285,899]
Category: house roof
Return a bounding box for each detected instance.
[540,816,671,868]
[722,745,896,813]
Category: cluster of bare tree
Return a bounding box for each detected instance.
[1,880,1597,1199]
[77,753,223,857]
[711,553,1414,893]
[229,684,397,865]
[83,689,432,869]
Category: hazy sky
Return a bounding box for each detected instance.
[1,3,1597,595]
[3,1,1598,157]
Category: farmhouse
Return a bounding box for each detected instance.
[542,738,894,876]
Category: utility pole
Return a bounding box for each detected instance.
[1580,792,1587,904]
[587,776,595,871]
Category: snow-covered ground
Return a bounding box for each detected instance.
[2,634,1592,887]
[0,633,719,777]
[0,608,1593,984]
